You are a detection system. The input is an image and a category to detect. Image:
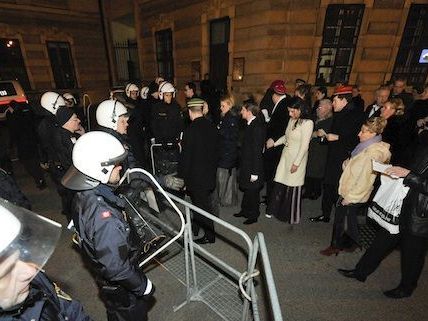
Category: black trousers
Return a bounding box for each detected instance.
[263,146,282,199]
[322,183,339,219]
[399,232,428,292]
[189,189,216,241]
[241,187,261,220]
[100,285,148,321]
[304,177,322,198]
[355,227,400,280]
[331,203,361,249]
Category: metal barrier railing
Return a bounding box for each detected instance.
[122,168,283,321]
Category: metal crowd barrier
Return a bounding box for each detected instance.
[123,168,283,321]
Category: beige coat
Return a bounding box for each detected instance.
[274,119,313,186]
[339,141,391,204]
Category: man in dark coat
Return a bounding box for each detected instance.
[304,98,333,200]
[391,78,414,112]
[179,101,219,244]
[234,101,266,224]
[310,86,365,223]
[365,86,390,119]
[53,107,84,221]
[263,80,291,204]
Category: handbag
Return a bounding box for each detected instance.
[367,175,409,234]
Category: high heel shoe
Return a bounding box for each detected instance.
[319,246,342,256]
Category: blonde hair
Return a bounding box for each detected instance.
[385,98,405,116]
[364,117,387,135]
[220,93,235,107]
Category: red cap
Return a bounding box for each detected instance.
[333,85,353,95]
[270,80,286,95]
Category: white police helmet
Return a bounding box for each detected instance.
[0,198,61,282]
[96,100,128,131]
[40,91,66,115]
[63,92,77,106]
[140,86,150,100]
[61,131,127,190]
[125,83,139,98]
[158,82,176,100]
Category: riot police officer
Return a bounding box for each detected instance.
[0,198,92,320]
[61,132,154,321]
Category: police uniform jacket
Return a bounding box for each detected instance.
[73,184,150,296]
[179,116,219,191]
[239,116,266,190]
[36,113,60,164]
[0,272,91,321]
[150,101,184,143]
[53,128,80,171]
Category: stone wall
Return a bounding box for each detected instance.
[136,0,428,105]
[0,0,110,102]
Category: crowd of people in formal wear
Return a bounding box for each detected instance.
[1,74,428,321]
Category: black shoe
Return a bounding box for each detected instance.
[243,218,258,225]
[383,286,413,299]
[337,269,366,282]
[233,212,247,218]
[194,236,215,244]
[309,215,330,223]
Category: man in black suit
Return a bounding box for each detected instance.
[263,80,290,207]
[310,85,365,223]
[365,86,390,119]
[179,98,219,244]
[234,101,266,225]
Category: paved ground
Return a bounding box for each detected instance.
[12,162,428,321]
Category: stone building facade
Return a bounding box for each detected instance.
[136,0,428,103]
[0,0,110,102]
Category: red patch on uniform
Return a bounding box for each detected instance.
[101,211,111,219]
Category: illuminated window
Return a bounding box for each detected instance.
[391,4,428,86]
[316,4,365,85]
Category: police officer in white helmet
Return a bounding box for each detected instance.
[0,199,92,320]
[62,132,154,321]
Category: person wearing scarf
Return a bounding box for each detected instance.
[320,117,391,256]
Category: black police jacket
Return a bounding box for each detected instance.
[400,146,428,238]
[36,114,60,164]
[0,272,91,321]
[150,101,184,143]
[73,184,150,296]
[53,128,80,171]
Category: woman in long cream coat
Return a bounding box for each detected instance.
[266,97,314,224]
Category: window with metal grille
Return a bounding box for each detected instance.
[0,38,31,90]
[47,41,77,89]
[316,4,365,86]
[155,29,174,81]
[391,4,428,86]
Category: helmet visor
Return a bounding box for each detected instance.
[0,198,62,272]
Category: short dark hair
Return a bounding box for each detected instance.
[242,101,260,116]
[186,82,197,92]
[317,86,327,97]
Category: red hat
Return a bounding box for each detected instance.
[333,85,353,95]
[270,80,286,95]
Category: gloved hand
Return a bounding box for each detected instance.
[164,173,184,191]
